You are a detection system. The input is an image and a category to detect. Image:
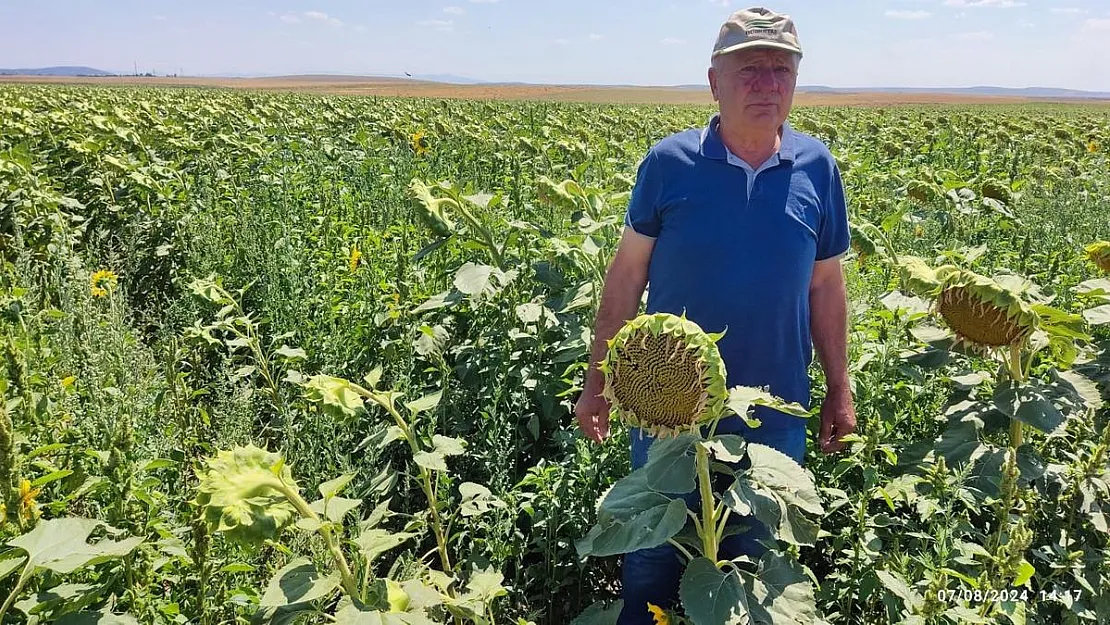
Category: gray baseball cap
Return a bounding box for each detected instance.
[712,7,803,59]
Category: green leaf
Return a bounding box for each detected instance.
[260,558,340,608]
[463,568,507,602]
[1013,559,1035,587]
[405,391,442,415]
[459,482,505,518]
[744,444,823,515]
[382,425,407,446]
[643,434,698,494]
[308,496,363,523]
[356,529,415,564]
[1083,304,1110,326]
[728,387,810,419]
[335,606,436,625]
[0,555,26,582]
[999,599,1027,625]
[31,469,74,488]
[454,263,495,296]
[743,551,818,624]
[14,582,97,615]
[875,569,924,611]
[274,345,307,361]
[55,613,141,625]
[318,472,356,498]
[703,435,747,463]
[576,470,689,557]
[679,558,748,625]
[7,518,143,575]
[302,375,366,419]
[363,366,384,390]
[433,435,466,456]
[413,451,447,472]
[570,601,623,625]
[995,382,1067,434]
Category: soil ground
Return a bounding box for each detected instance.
[3,74,1108,107]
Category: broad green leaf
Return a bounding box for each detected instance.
[14,582,96,615]
[382,425,407,446]
[999,600,1027,625]
[414,450,447,472]
[643,433,698,494]
[7,518,143,574]
[943,606,992,623]
[55,613,141,625]
[260,558,340,608]
[1014,397,1065,433]
[308,496,362,523]
[679,558,748,625]
[412,290,462,313]
[1055,370,1104,411]
[744,551,818,624]
[318,472,356,498]
[0,555,26,582]
[454,263,495,296]
[744,444,823,515]
[463,568,507,601]
[569,600,623,625]
[433,435,466,456]
[1083,304,1110,326]
[405,391,442,415]
[401,579,444,609]
[459,482,505,517]
[703,435,747,463]
[356,529,415,563]
[274,345,307,361]
[728,387,810,419]
[1012,559,1035,587]
[363,366,384,390]
[576,470,689,557]
[875,569,924,611]
[302,375,365,418]
[335,606,436,625]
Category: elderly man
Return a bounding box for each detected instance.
[573,7,855,622]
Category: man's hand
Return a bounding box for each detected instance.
[818,387,856,454]
[575,383,611,443]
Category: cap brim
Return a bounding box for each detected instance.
[712,40,803,58]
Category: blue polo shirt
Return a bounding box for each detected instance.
[624,113,849,455]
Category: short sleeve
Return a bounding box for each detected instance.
[623,149,664,238]
[816,161,850,261]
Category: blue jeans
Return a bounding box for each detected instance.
[617,426,806,625]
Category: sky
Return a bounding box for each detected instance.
[1,0,1108,91]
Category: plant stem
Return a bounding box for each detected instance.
[364,391,454,577]
[0,568,31,622]
[695,443,718,563]
[278,483,360,600]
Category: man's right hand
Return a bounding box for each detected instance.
[575,384,611,443]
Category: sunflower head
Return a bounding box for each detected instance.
[599,313,728,438]
[90,269,118,298]
[933,266,1039,351]
[646,603,671,625]
[1089,140,1099,154]
[349,244,362,272]
[1085,241,1110,274]
[411,130,429,156]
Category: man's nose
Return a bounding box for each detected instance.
[752,67,779,91]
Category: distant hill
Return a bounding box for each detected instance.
[797,85,1110,100]
[667,84,1110,99]
[0,66,114,76]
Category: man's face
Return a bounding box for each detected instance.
[709,48,798,132]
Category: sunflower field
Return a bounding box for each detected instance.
[0,85,1108,625]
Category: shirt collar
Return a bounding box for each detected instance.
[699,112,796,164]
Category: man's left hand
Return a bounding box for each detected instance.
[818,387,856,454]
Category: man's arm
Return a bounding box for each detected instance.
[810,257,855,453]
[575,229,655,442]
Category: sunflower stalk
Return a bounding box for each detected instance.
[695,442,719,564]
[274,479,361,600]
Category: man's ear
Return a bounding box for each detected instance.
[708,67,719,102]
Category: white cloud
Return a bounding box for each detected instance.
[278,13,301,24]
[944,0,1026,8]
[886,10,931,19]
[1050,7,1085,15]
[952,30,995,41]
[303,11,343,27]
[444,6,465,15]
[588,33,603,41]
[418,19,455,32]
[661,37,686,45]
